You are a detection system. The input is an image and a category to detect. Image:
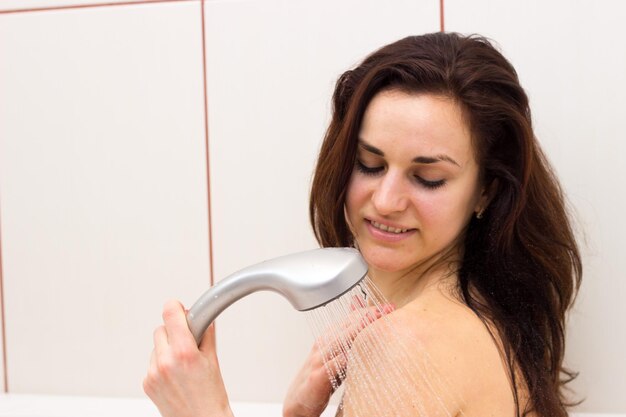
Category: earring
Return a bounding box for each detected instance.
[476,209,484,219]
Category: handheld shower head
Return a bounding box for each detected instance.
[186,247,368,344]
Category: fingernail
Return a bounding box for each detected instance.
[350,295,366,310]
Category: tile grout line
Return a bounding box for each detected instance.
[200,0,214,288]
[440,0,445,32]
[0,0,197,15]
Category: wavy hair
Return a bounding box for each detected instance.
[309,32,582,417]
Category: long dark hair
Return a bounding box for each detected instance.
[309,32,582,417]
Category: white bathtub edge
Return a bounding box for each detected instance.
[0,393,619,417]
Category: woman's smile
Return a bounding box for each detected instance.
[365,218,417,243]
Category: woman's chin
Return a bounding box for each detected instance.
[359,247,415,274]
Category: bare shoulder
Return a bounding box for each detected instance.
[344,293,517,417]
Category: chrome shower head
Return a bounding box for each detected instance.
[186,247,368,345]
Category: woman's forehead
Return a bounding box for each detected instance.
[358,90,475,167]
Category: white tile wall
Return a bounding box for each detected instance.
[0,1,209,396]
[204,0,439,403]
[445,0,626,413]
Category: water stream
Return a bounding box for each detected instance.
[305,276,466,417]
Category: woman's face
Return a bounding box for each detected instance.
[345,90,488,275]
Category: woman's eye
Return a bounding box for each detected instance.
[415,176,446,189]
[355,160,383,175]
[355,160,445,189]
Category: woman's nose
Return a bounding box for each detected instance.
[371,172,409,215]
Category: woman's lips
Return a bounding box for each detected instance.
[365,219,416,242]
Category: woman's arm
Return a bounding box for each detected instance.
[282,341,338,417]
[143,299,233,417]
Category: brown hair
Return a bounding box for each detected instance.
[309,32,582,417]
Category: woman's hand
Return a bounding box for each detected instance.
[143,299,233,417]
[283,303,394,417]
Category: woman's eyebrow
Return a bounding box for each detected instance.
[358,140,460,167]
[413,155,460,167]
[359,141,384,156]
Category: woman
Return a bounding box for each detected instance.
[144,32,581,417]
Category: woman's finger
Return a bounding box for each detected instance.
[198,323,217,356]
[349,294,367,310]
[318,304,394,361]
[153,325,168,355]
[342,304,391,339]
[161,299,196,350]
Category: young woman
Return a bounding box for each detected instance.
[144,32,582,417]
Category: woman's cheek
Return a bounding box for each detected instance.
[346,175,370,206]
[415,191,468,242]
[413,192,449,224]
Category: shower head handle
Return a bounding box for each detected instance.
[186,247,367,345]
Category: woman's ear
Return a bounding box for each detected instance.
[476,179,499,215]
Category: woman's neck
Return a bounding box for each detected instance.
[367,253,460,308]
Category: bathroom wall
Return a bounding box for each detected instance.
[0,0,211,396]
[0,0,624,414]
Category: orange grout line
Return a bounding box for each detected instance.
[200,0,214,288]
[440,0,445,32]
[0,202,8,392]
[0,0,196,15]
